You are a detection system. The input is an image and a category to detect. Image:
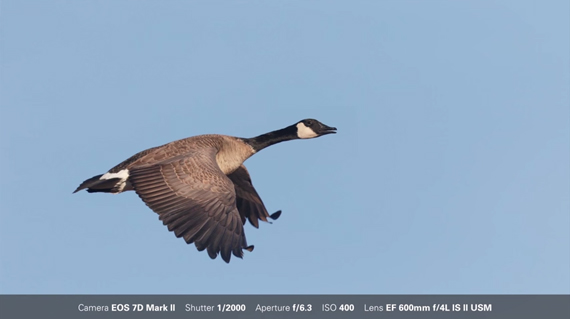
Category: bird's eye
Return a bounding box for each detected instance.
[306,120,313,126]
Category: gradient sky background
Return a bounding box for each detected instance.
[1,0,568,294]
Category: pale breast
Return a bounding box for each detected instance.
[215,137,256,175]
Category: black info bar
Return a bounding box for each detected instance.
[1,295,568,319]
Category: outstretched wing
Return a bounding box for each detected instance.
[128,148,252,263]
[228,165,281,228]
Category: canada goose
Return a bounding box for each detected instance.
[74,119,336,263]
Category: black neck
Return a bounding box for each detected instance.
[241,125,298,152]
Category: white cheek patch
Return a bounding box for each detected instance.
[296,122,318,139]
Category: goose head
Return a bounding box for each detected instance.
[295,118,337,139]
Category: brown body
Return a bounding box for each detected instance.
[104,135,256,192]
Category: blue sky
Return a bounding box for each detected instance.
[1,0,568,294]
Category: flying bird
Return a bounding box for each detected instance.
[74,119,336,263]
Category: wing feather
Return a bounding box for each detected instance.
[228,165,281,228]
[128,148,251,263]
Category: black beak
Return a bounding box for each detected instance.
[319,123,337,135]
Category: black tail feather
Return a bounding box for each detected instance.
[73,175,122,194]
[73,174,103,193]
